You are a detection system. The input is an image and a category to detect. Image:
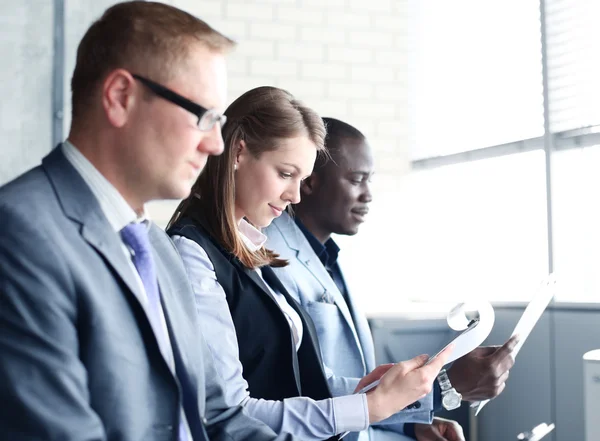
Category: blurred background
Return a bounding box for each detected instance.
[1,0,599,440]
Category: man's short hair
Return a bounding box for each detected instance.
[315,117,366,171]
[70,1,235,123]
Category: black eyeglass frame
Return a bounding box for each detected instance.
[132,74,226,131]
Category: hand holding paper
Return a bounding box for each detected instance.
[448,335,518,401]
[364,345,453,424]
[472,274,557,415]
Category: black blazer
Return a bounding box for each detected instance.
[168,215,333,403]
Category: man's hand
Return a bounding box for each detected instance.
[415,417,465,441]
[447,335,518,401]
[365,345,454,423]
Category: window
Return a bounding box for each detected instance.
[546,0,600,133]
[339,152,548,314]
[552,145,600,302]
[408,0,544,159]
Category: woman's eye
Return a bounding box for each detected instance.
[280,172,293,179]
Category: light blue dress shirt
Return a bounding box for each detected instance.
[172,232,370,440]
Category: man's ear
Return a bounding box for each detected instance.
[103,69,136,128]
[301,173,319,196]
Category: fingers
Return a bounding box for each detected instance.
[397,354,429,372]
[424,343,455,372]
[432,417,466,441]
[491,335,519,362]
[354,363,394,393]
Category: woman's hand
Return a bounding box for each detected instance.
[365,344,454,423]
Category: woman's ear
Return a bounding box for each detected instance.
[235,140,246,169]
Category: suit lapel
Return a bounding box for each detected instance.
[277,213,368,371]
[262,267,326,368]
[43,147,147,306]
[43,147,172,370]
[337,267,376,372]
[150,225,198,382]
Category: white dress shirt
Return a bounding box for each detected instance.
[62,140,191,437]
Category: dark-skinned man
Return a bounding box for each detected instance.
[265,117,517,441]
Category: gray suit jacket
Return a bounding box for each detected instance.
[265,212,433,441]
[0,147,293,441]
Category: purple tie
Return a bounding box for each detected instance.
[120,223,188,441]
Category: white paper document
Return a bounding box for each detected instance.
[472,274,557,415]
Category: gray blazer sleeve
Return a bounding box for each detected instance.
[0,208,107,441]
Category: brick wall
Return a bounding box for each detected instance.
[168,0,410,173]
[145,0,411,226]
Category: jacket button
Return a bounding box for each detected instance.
[202,417,208,425]
[414,401,421,409]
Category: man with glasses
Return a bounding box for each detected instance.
[0,2,295,441]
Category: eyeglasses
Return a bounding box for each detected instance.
[132,74,226,131]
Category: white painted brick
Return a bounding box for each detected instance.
[348,30,394,48]
[276,6,325,25]
[209,18,249,41]
[376,121,408,137]
[250,59,298,77]
[301,62,348,80]
[228,76,281,102]
[373,15,407,31]
[314,100,351,119]
[344,119,376,138]
[278,79,327,99]
[277,42,325,62]
[326,46,372,63]
[394,33,408,49]
[347,0,393,13]
[328,82,374,100]
[375,153,410,175]
[300,0,346,7]
[349,101,397,118]
[375,83,407,100]
[250,22,297,40]
[300,27,346,44]
[369,137,401,154]
[225,2,274,20]
[170,0,223,20]
[238,40,276,59]
[351,66,395,82]
[326,12,369,28]
[246,0,297,4]
[226,54,248,75]
[374,50,406,67]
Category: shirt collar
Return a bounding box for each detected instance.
[62,140,146,232]
[239,219,267,252]
[295,218,340,268]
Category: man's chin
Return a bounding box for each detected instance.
[336,224,360,237]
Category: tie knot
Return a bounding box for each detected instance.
[120,222,151,257]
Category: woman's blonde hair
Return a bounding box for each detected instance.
[169,86,326,269]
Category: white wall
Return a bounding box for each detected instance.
[1,0,410,182]
[155,0,413,227]
[0,1,53,184]
[1,2,412,309]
